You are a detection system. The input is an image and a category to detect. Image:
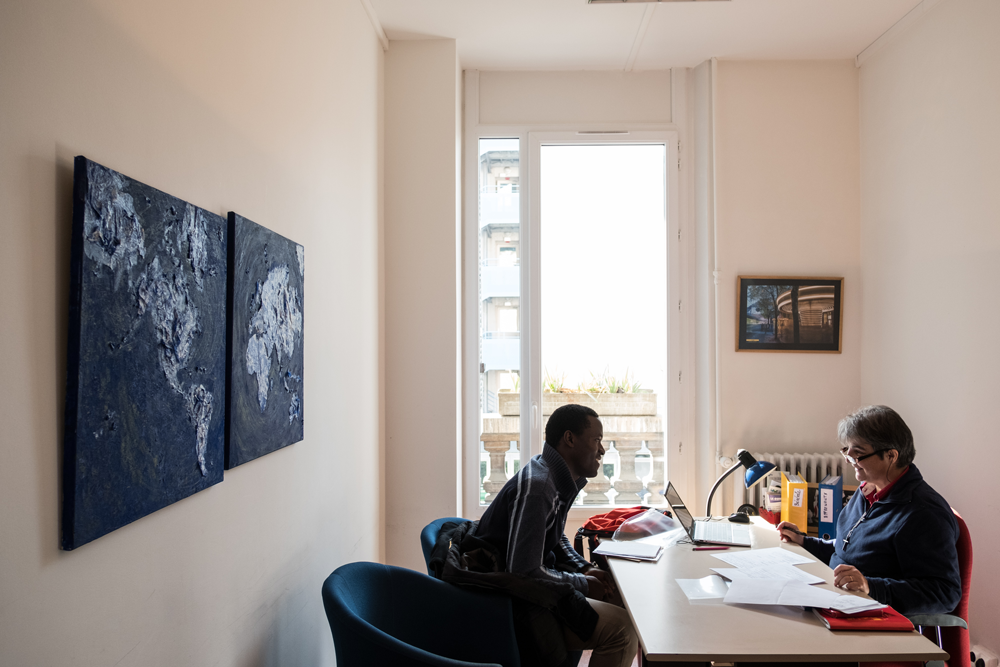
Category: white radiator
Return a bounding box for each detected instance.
[733,452,846,512]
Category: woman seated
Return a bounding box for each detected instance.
[777,405,961,616]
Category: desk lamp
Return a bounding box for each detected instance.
[705,449,776,518]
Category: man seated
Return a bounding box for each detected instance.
[778,405,961,616]
[476,403,638,667]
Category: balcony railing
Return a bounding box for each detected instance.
[480,264,519,300]
[480,395,664,506]
[482,331,519,339]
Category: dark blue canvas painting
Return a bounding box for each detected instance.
[62,157,227,550]
[225,213,304,469]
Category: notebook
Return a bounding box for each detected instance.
[664,481,752,547]
[813,606,914,632]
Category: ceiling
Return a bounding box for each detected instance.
[369,0,923,70]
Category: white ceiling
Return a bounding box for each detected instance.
[369,0,923,70]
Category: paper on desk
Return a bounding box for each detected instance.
[676,575,730,600]
[712,546,814,568]
[711,564,825,585]
[593,540,662,561]
[828,596,886,613]
[723,579,843,607]
[723,579,886,614]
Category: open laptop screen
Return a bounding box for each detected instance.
[664,482,696,538]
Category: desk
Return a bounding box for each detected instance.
[607,519,949,663]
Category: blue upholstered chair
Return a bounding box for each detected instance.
[322,561,521,667]
[419,518,582,667]
[420,516,467,575]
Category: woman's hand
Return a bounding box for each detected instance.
[833,564,870,594]
[776,521,805,546]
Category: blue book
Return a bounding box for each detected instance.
[818,475,843,540]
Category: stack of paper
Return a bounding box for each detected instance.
[707,547,824,584]
[722,579,886,614]
[711,564,824,585]
[593,540,662,562]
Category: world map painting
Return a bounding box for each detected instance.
[225,213,304,468]
[63,157,227,550]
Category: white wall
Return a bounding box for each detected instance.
[0,0,384,664]
[858,0,1000,650]
[714,61,862,493]
[384,39,462,571]
[478,71,671,125]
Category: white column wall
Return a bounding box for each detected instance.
[858,0,1000,650]
[384,39,462,571]
[0,0,384,665]
[712,61,863,506]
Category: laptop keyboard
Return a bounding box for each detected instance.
[695,520,751,544]
[696,521,734,542]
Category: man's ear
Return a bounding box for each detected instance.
[561,429,576,449]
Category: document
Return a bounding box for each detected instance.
[723,579,887,614]
[828,596,886,614]
[593,540,662,561]
[712,546,814,568]
[711,564,825,585]
[676,575,730,600]
[723,579,842,607]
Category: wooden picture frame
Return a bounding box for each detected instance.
[737,276,843,353]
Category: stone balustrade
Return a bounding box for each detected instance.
[480,404,665,506]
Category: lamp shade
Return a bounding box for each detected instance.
[705,449,777,517]
[744,461,776,489]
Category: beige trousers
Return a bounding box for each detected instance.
[562,599,639,667]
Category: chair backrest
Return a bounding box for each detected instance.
[322,561,520,667]
[420,516,467,575]
[942,509,972,667]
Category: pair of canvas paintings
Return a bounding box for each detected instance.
[63,156,304,550]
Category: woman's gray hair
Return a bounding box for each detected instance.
[838,405,915,468]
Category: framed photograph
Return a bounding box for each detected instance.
[737,276,843,353]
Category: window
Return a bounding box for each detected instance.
[465,130,682,517]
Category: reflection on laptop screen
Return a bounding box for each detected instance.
[664,482,695,534]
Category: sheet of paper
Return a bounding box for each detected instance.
[723,579,842,607]
[712,546,814,568]
[634,527,687,550]
[593,540,662,561]
[828,596,886,613]
[676,575,730,600]
[711,564,824,585]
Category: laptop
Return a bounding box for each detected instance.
[664,481,752,547]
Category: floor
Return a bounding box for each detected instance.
[576,650,641,667]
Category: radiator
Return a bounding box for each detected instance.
[733,452,847,512]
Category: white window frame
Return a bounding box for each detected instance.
[462,76,695,521]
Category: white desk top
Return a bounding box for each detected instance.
[607,519,949,663]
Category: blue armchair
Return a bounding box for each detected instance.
[322,561,522,667]
[419,518,581,667]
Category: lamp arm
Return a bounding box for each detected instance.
[705,464,741,519]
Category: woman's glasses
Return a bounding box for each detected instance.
[840,447,890,466]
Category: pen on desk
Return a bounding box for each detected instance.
[692,546,729,551]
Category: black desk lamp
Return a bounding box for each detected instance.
[705,449,776,518]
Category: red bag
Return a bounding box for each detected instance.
[582,506,648,532]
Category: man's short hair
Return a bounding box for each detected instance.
[545,403,599,447]
[838,405,915,468]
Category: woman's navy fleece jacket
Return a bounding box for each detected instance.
[801,464,961,616]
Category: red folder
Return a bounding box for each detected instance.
[813,606,915,632]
